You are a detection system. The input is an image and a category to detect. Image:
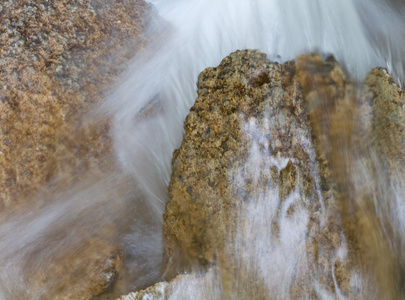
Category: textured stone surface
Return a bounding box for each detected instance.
[299,54,405,298]
[163,50,359,298]
[116,50,405,299]
[355,67,405,298]
[1,0,149,298]
[30,240,123,300]
[118,281,168,300]
[0,0,149,206]
[363,67,405,167]
[165,50,304,263]
[118,268,222,300]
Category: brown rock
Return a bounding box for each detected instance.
[118,281,168,300]
[363,67,405,167]
[353,67,405,298]
[118,268,222,300]
[1,0,150,298]
[296,54,405,298]
[0,0,149,206]
[163,50,359,298]
[30,240,123,300]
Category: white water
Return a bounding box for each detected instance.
[1,0,405,298]
[106,0,405,298]
[106,0,405,212]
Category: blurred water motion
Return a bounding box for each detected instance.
[1,0,405,298]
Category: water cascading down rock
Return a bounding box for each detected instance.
[162,50,359,298]
[118,50,405,299]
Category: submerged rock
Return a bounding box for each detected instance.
[30,240,123,299]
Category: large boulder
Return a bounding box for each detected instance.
[163,50,360,298]
[162,49,405,298]
[0,0,149,205]
[0,0,149,298]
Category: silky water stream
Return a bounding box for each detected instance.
[1,0,405,299]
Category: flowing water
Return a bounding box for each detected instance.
[1,0,405,299]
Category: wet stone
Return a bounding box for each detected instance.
[163,50,358,298]
[1,0,149,298]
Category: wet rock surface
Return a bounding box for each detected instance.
[116,50,405,299]
[3,1,405,295]
[1,0,149,298]
[299,53,405,298]
[363,67,405,168]
[30,240,123,299]
[118,268,222,300]
[163,50,361,298]
[0,0,149,206]
[118,281,168,300]
[355,67,405,297]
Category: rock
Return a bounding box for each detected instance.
[119,51,405,298]
[163,50,359,298]
[298,53,405,298]
[118,268,222,300]
[30,240,123,300]
[0,0,149,298]
[0,0,149,206]
[118,281,169,300]
[362,67,405,168]
[165,49,306,264]
[355,68,405,297]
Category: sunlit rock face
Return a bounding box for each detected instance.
[0,0,149,298]
[163,50,362,298]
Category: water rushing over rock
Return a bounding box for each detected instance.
[0,0,153,298]
[163,50,357,298]
[1,0,405,298]
[121,48,405,299]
